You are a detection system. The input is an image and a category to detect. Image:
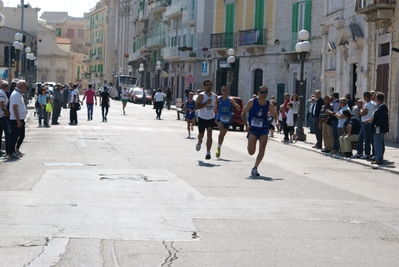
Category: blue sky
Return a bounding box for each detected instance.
[5,0,97,17]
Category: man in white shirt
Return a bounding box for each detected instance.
[8,80,27,159]
[153,89,165,120]
[0,82,10,157]
[69,83,80,125]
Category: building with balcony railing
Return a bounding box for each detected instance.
[355,0,396,20]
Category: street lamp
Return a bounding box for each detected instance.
[25,48,34,99]
[139,63,144,88]
[156,61,161,90]
[295,29,311,142]
[128,65,132,76]
[13,32,23,78]
[227,48,236,94]
[0,1,6,27]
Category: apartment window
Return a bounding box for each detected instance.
[380,43,390,57]
[55,28,62,37]
[78,29,85,38]
[291,0,311,50]
[67,29,75,38]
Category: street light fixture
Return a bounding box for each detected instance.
[25,48,34,99]
[227,48,236,94]
[13,32,23,78]
[0,0,6,27]
[139,63,144,88]
[128,65,132,76]
[295,29,311,142]
[156,61,161,90]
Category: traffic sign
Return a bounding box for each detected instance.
[186,75,194,84]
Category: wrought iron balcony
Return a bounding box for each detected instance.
[148,0,167,15]
[182,8,195,25]
[164,0,183,18]
[210,33,237,49]
[146,35,166,48]
[238,29,267,47]
[355,0,396,14]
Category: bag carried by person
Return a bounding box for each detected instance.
[75,103,81,110]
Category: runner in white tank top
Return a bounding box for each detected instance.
[195,80,219,160]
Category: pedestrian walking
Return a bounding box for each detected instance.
[37,86,49,127]
[154,89,165,120]
[279,93,290,142]
[195,80,218,160]
[241,85,277,176]
[51,83,63,125]
[184,92,196,138]
[166,87,173,110]
[214,85,241,158]
[100,86,110,122]
[142,88,146,107]
[8,80,27,159]
[81,83,97,121]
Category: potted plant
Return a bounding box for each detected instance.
[189,52,196,57]
[202,47,209,51]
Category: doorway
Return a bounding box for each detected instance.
[352,64,358,100]
[253,69,263,95]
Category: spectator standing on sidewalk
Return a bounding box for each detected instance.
[62,84,70,109]
[69,83,81,125]
[0,82,10,157]
[51,83,63,125]
[8,80,27,159]
[308,96,316,133]
[37,86,49,127]
[334,98,350,153]
[279,93,290,142]
[320,95,333,153]
[82,83,97,121]
[312,90,324,149]
[326,92,340,153]
[370,92,389,165]
[291,94,300,126]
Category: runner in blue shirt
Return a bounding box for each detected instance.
[184,92,196,138]
[241,85,278,176]
[214,85,241,158]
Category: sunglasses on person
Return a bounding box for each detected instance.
[259,91,268,94]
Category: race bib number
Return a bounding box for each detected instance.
[207,105,214,111]
[251,118,263,128]
[220,115,230,123]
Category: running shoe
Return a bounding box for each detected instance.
[251,167,260,177]
[216,147,221,158]
[15,150,25,157]
[205,153,211,160]
[187,133,191,139]
[196,142,202,151]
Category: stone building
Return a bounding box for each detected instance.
[320,0,398,142]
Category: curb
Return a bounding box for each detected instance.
[269,138,399,175]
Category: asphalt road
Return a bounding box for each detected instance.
[1,100,398,267]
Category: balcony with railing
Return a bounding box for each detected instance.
[238,29,267,47]
[162,46,187,60]
[164,0,183,18]
[182,3,195,25]
[146,35,167,48]
[355,0,396,14]
[139,9,148,22]
[148,0,167,15]
[210,33,237,50]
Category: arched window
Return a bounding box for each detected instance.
[41,75,47,82]
[253,69,263,94]
[58,75,65,84]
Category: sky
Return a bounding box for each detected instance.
[6,0,98,18]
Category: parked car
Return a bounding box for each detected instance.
[130,87,152,104]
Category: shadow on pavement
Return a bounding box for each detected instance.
[198,161,221,167]
[247,176,284,182]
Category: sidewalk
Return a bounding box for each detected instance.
[268,127,399,174]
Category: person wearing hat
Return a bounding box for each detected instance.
[51,83,63,125]
[334,97,350,152]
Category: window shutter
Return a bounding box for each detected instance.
[255,0,265,29]
[291,3,299,50]
[225,3,235,33]
[304,0,311,35]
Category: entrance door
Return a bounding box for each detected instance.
[253,69,263,95]
[376,63,389,98]
[277,83,285,110]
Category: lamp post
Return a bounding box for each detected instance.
[294,29,311,142]
[227,48,236,95]
[128,65,132,76]
[139,63,144,88]
[13,32,23,78]
[25,48,34,99]
[0,1,6,28]
[156,61,161,90]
